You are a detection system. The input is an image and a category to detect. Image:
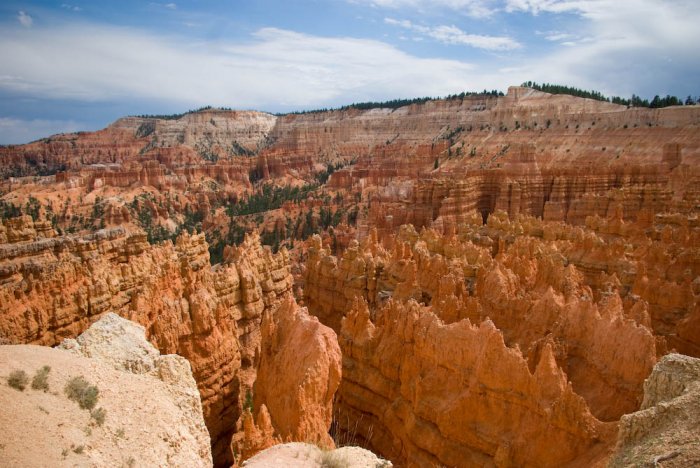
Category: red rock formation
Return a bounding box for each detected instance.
[230,296,341,464]
[0,226,292,465]
[254,296,341,448]
[230,405,279,464]
[300,211,700,465]
[304,221,662,422]
[1,87,699,467]
[337,298,616,467]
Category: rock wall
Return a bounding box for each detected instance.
[338,298,615,467]
[301,213,699,465]
[230,296,342,464]
[254,296,341,447]
[0,222,293,465]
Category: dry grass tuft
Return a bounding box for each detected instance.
[7,370,29,391]
[31,365,51,391]
[65,375,99,410]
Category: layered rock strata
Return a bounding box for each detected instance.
[302,219,695,465]
[0,223,293,465]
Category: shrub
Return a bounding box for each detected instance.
[8,370,29,391]
[243,389,254,413]
[31,365,51,391]
[91,407,107,426]
[320,450,350,468]
[65,376,99,410]
[73,445,84,454]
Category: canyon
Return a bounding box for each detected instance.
[1,86,699,466]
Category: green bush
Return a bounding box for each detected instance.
[91,407,107,426]
[243,389,254,413]
[65,376,99,410]
[8,370,29,391]
[31,365,51,391]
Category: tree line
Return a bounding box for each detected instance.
[277,90,505,116]
[522,81,698,108]
[134,105,234,120]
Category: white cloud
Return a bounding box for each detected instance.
[429,25,521,50]
[0,118,83,145]
[385,17,521,50]
[509,0,700,96]
[61,4,83,12]
[17,11,33,28]
[149,2,177,10]
[350,0,497,18]
[0,25,515,111]
[544,32,572,41]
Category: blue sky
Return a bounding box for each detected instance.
[1,0,698,143]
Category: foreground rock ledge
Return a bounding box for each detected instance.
[241,442,392,468]
[0,313,212,467]
[610,353,700,467]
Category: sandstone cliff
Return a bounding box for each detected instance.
[230,296,342,464]
[338,298,615,467]
[301,218,698,466]
[0,313,212,467]
[0,225,293,465]
[1,86,699,467]
[254,296,341,447]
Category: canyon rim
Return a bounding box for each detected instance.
[1,84,698,466]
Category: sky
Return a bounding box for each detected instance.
[0,0,698,144]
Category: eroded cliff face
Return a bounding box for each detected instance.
[230,296,342,464]
[0,217,293,465]
[339,298,615,467]
[254,296,341,447]
[1,87,699,467]
[303,206,697,465]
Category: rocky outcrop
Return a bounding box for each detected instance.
[0,313,212,467]
[301,220,695,465]
[0,227,293,465]
[254,296,341,447]
[338,298,615,467]
[111,110,277,153]
[609,353,700,467]
[241,442,392,468]
[0,109,276,177]
[231,296,342,464]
